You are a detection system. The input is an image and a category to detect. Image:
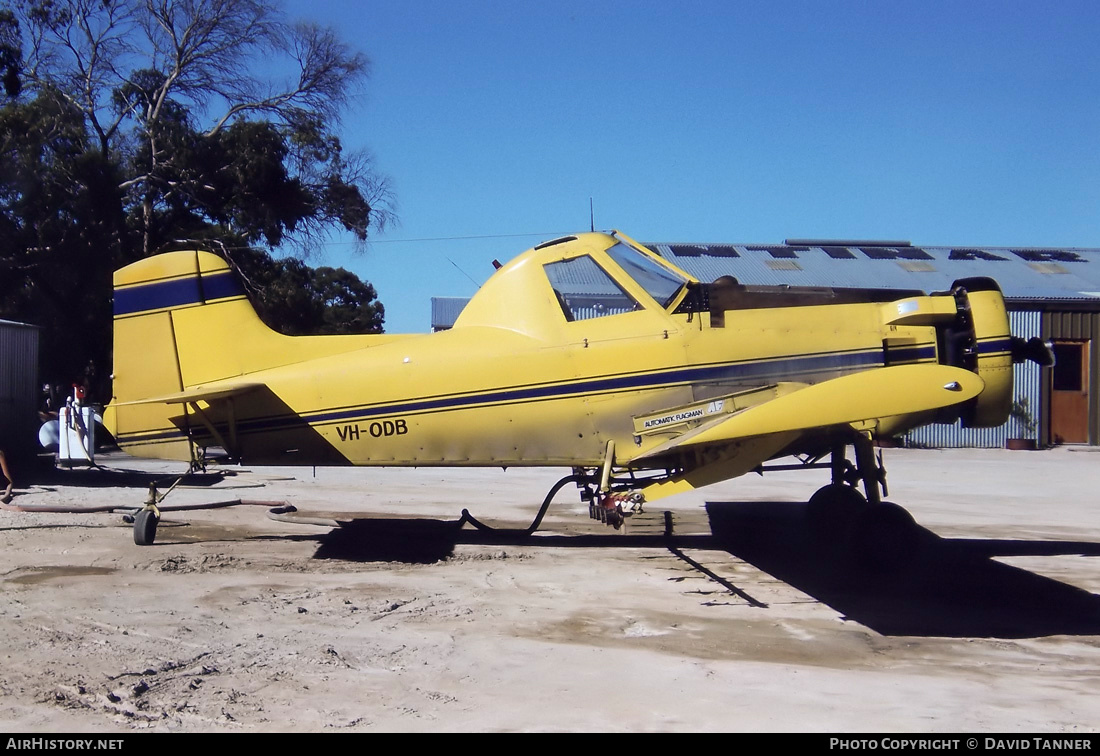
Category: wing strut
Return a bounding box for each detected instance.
[179,396,243,470]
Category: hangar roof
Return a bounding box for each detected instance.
[643,241,1100,303]
[430,239,1100,330]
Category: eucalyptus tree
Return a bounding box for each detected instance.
[15,0,393,255]
[0,0,393,388]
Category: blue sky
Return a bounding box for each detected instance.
[283,0,1100,333]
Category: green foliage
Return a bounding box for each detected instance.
[223,246,384,336]
[313,266,384,334]
[1009,396,1038,437]
[129,117,317,250]
[0,9,20,97]
[0,90,127,388]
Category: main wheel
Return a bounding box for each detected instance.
[133,508,159,546]
[853,501,920,570]
[806,483,867,532]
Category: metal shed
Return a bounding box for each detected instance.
[1041,309,1100,447]
[431,297,470,332]
[0,319,40,460]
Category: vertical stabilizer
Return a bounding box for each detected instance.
[105,250,272,458]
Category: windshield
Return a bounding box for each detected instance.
[605,242,688,308]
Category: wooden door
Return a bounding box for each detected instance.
[1050,340,1090,444]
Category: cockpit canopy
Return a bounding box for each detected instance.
[544,241,689,322]
[452,232,695,337]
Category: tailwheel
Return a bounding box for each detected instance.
[852,501,920,571]
[133,508,159,546]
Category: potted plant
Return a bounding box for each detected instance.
[1006,396,1038,450]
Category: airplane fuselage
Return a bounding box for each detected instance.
[106,232,1012,493]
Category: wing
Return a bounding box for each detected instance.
[633,363,984,461]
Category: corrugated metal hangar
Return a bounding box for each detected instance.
[432,239,1100,448]
[0,319,40,461]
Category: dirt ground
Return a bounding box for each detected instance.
[0,446,1098,733]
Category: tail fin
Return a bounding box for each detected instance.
[105,250,275,457]
[105,249,392,459]
[110,249,277,389]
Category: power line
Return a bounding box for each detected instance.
[334,231,576,245]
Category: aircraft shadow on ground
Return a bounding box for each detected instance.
[309,516,711,564]
[32,466,230,490]
[309,501,1100,639]
[705,500,1100,639]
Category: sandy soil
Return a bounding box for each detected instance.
[0,446,1098,733]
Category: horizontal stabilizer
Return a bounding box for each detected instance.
[114,382,265,407]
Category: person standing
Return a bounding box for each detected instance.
[0,449,12,504]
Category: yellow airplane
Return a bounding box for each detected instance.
[103,230,1042,549]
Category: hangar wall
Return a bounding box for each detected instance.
[1043,310,1100,446]
[904,311,1043,449]
[905,307,1100,448]
[0,320,40,460]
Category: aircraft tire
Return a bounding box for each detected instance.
[806,484,867,532]
[133,509,159,546]
[853,501,920,571]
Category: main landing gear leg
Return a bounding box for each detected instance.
[806,443,866,528]
[853,432,886,505]
[808,435,920,569]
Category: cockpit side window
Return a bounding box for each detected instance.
[605,242,688,308]
[544,255,641,321]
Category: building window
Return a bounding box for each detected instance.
[1052,342,1084,392]
[544,256,640,321]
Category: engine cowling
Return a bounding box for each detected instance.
[946,278,1013,429]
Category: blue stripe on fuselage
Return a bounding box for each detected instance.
[975,338,1013,355]
[117,345,929,444]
